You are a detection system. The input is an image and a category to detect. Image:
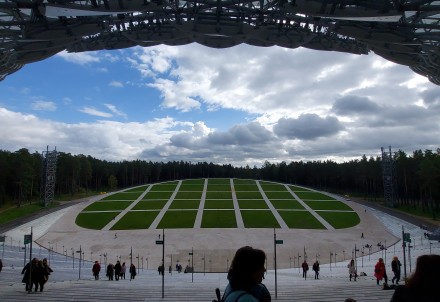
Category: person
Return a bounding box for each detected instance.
[130,263,136,280]
[114,260,121,280]
[92,261,101,280]
[34,260,48,292]
[106,263,114,280]
[42,258,53,280]
[222,246,271,302]
[391,256,401,285]
[312,261,320,279]
[302,260,309,280]
[374,258,387,285]
[22,258,38,291]
[121,262,126,279]
[348,259,357,281]
[0,258,3,272]
[390,254,440,302]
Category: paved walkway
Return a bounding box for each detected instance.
[1,183,440,301]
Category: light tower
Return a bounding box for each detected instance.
[41,146,58,207]
[381,146,396,208]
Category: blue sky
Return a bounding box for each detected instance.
[1,43,440,166]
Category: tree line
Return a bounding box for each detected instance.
[0,148,439,213]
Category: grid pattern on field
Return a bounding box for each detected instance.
[76,179,359,230]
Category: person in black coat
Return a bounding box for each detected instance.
[114,260,122,280]
[130,263,136,280]
[21,258,38,291]
[107,263,114,281]
[390,254,440,302]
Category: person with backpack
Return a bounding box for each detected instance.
[221,246,271,302]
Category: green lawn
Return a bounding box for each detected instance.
[270,199,305,209]
[76,212,119,229]
[208,179,230,184]
[207,184,231,191]
[206,191,232,199]
[123,185,149,193]
[241,210,280,228]
[235,191,262,199]
[204,199,234,209]
[317,211,360,229]
[149,183,178,191]
[233,184,259,191]
[73,179,362,230]
[157,210,197,228]
[264,191,293,199]
[175,191,203,199]
[238,199,268,209]
[169,200,200,209]
[278,210,326,229]
[111,211,159,230]
[233,179,256,185]
[294,191,335,200]
[201,210,237,228]
[179,184,204,191]
[101,192,142,201]
[144,191,173,199]
[132,200,168,210]
[259,183,286,190]
[303,200,352,211]
[0,203,48,225]
[82,200,133,211]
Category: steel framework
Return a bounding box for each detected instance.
[40,146,58,207]
[381,146,396,208]
[1,1,440,84]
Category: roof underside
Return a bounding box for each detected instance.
[1,0,440,84]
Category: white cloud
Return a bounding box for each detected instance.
[109,81,124,87]
[57,51,100,65]
[79,106,113,118]
[31,100,57,111]
[104,103,127,119]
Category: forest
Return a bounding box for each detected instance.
[0,148,439,214]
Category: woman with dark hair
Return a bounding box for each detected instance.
[390,254,440,302]
[222,246,271,302]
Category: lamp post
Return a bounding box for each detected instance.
[71,248,74,270]
[227,258,229,271]
[298,254,301,274]
[136,254,140,275]
[334,252,337,267]
[202,254,206,276]
[76,245,82,279]
[330,252,333,271]
[141,256,144,270]
[155,229,165,298]
[91,251,93,261]
[188,247,194,283]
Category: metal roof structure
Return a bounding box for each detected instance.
[1,1,440,84]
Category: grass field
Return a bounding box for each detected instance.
[76,179,360,230]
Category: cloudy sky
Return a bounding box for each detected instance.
[1,44,439,167]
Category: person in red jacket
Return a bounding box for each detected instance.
[92,261,101,280]
[374,258,388,285]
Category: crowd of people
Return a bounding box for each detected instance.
[7,243,438,301]
[98,261,137,281]
[21,257,53,292]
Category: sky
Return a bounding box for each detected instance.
[1,43,440,167]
